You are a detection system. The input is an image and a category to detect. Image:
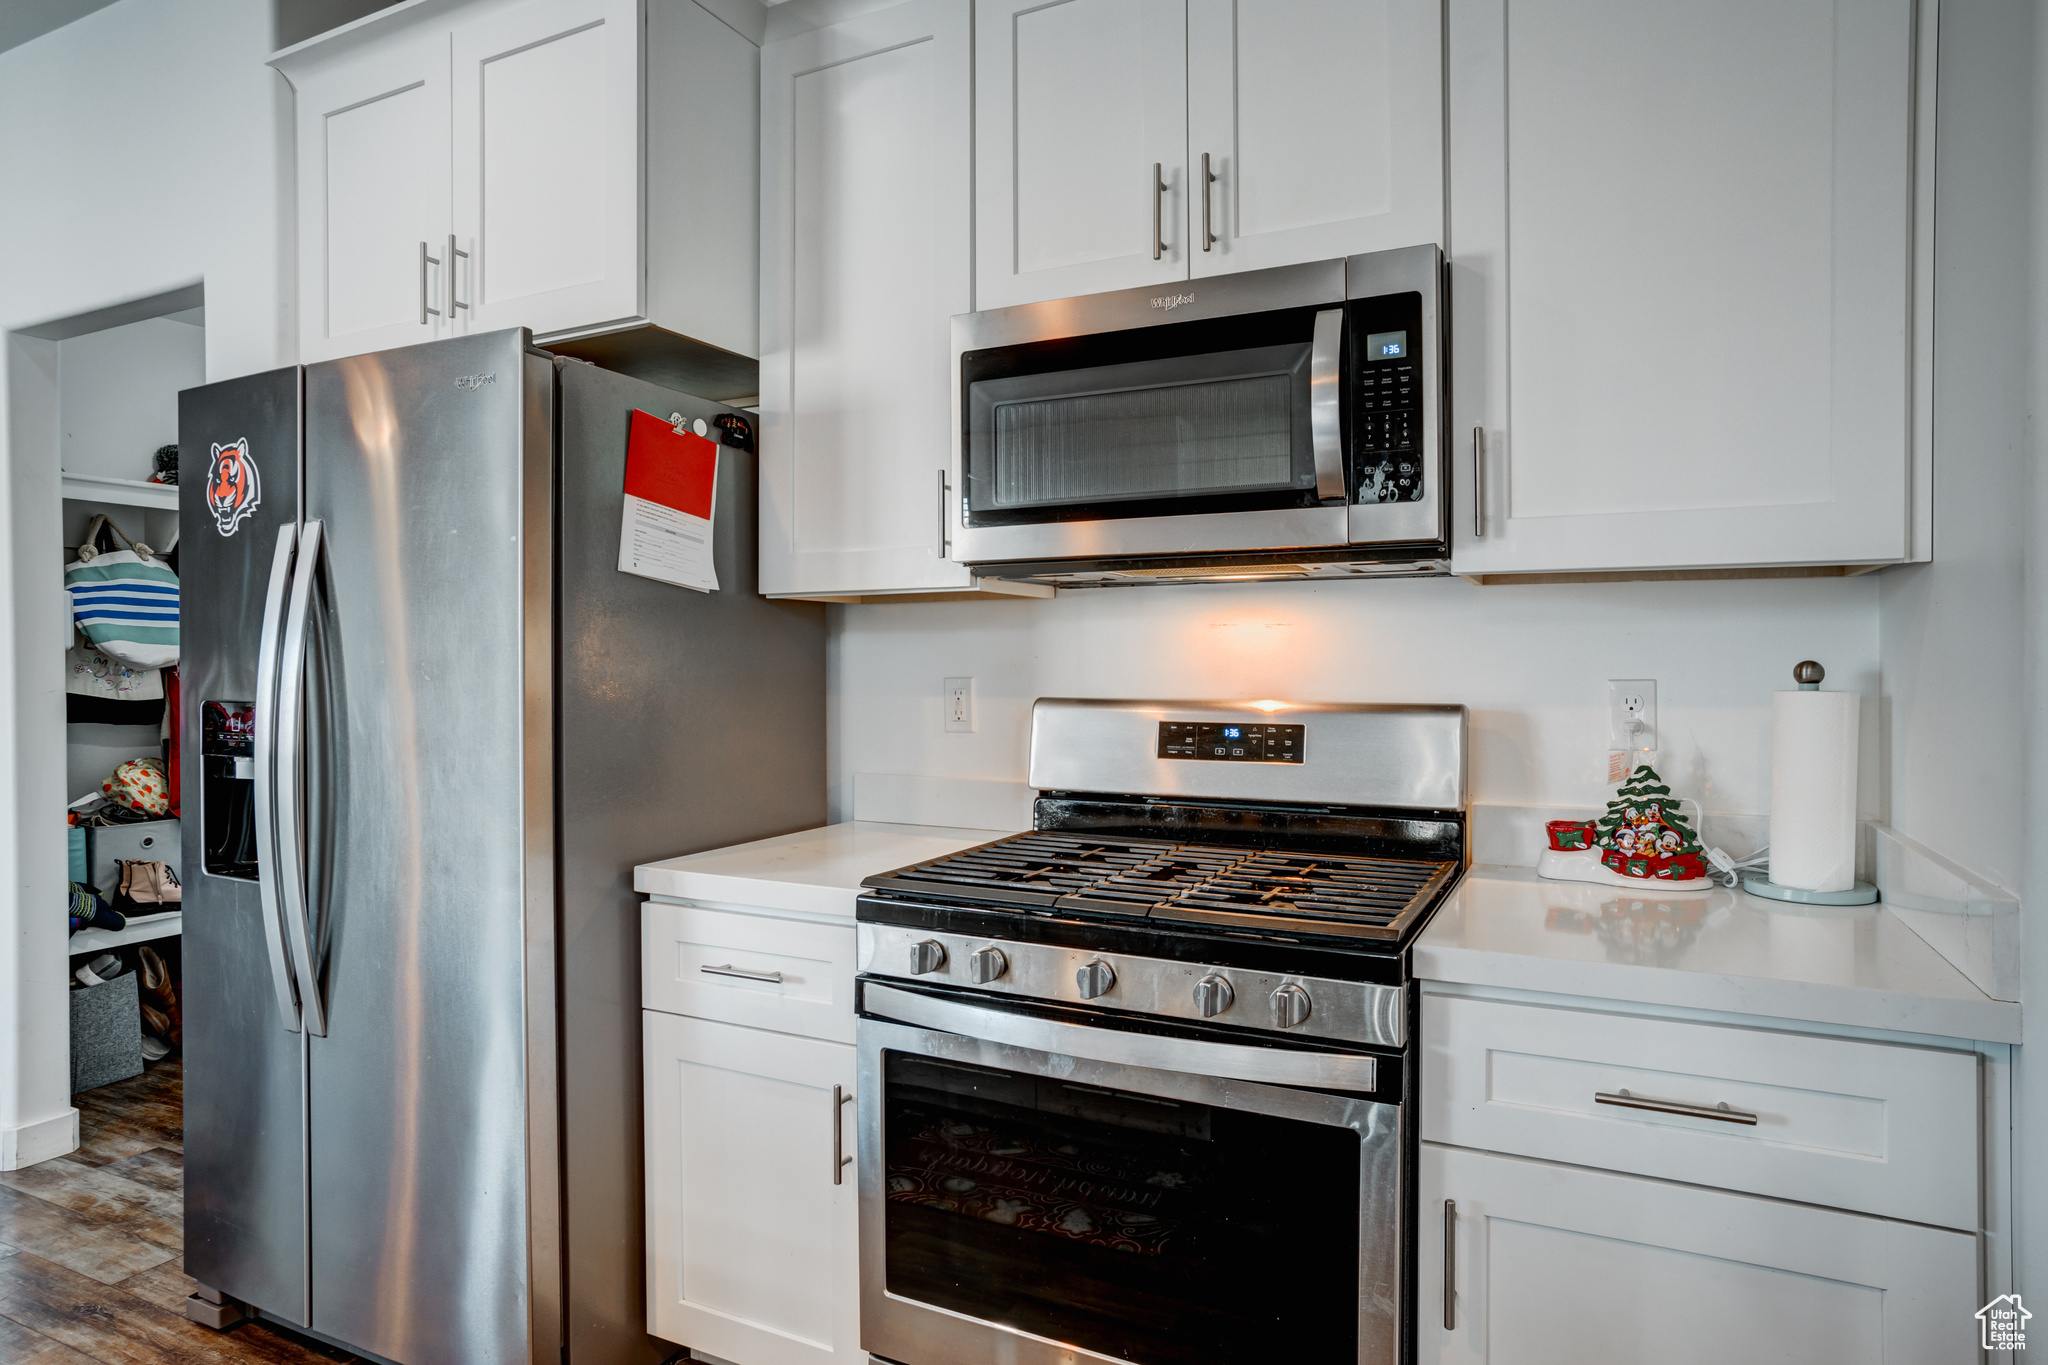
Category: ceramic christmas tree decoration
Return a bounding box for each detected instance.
[1538,764,1713,891]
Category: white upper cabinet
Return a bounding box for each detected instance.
[1449,0,1925,576]
[452,0,642,338]
[976,0,1443,308]
[294,32,454,363]
[281,0,758,367]
[1185,0,1443,276]
[758,0,980,597]
[975,0,1189,309]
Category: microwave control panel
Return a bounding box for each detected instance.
[1349,292,1426,505]
[1157,722,1305,764]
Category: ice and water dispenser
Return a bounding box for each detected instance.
[201,700,258,878]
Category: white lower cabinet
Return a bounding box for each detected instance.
[644,1010,860,1365]
[1418,1144,1979,1365]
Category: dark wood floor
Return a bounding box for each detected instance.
[0,1059,364,1364]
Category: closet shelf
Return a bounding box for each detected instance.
[61,473,178,511]
[69,910,181,954]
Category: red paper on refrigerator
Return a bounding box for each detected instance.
[618,409,720,592]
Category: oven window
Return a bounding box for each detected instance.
[881,1050,1360,1365]
[966,342,1315,515]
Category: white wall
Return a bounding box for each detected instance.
[1880,1,2032,898]
[829,575,1882,837]
[58,316,207,483]
[0,0,290,1160]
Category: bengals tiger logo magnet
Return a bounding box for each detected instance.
[207,439,261,536]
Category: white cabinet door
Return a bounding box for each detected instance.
[1185,0,1442,277]
[452,0,642,340]
[975,0,1189,308]
[758,0,976,596]
[294,32,453,363]
[1449,0,1918,575]
[1418,1145,1978,1365]
[645,1012,859,1365]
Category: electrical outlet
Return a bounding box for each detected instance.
[944,677,974,733]
[1607,679,1657,749]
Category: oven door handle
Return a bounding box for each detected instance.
[862,982,1380,1091]
[1308,307,1347,503]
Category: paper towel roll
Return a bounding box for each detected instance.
[1768,690,1860,891]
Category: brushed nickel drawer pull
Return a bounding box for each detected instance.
[701,963,784,984]
[1595,1088,1758,1125]
[1443,1199,1456,1330]
[833,1084,854,1184]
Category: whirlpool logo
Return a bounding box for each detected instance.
[1149,293,1196,312]
[453,372,497,391]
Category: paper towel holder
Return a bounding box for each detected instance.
[1743,660,1880,905]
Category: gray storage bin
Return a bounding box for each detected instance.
[86,819,180,895]
[71,971,143,1093]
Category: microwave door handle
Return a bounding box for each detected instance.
[1309,307,1346,502]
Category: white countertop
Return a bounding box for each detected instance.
[634,820,1012,918]
[1415,866,2022,1043]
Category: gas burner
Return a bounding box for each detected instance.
[864,831,1457,945]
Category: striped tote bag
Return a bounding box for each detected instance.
[65,515,179,669]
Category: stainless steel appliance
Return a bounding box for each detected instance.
[177,331,826,1365]
[855,699,1468,1365]
[950,246,1446,587]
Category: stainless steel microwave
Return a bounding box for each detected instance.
[950,245,1446,587]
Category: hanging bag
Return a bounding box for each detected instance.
[65,515,179,669]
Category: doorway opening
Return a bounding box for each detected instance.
[6,283,199,1313]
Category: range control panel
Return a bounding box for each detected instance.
[1157,722,1305,763]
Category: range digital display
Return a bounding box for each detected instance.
[1157,722,1304,764]
[1366,330,1407,360]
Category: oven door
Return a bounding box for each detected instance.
[857,981,1402,1365]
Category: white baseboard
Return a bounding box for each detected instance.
[0,1107,79,1170]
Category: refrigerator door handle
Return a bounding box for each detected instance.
[276,518,329,1037]
[253,525,303,1033]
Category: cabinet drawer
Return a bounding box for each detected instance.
[1422,994,1980,1230]
[642,902,855,1043]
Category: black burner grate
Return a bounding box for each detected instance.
[865,832,1458,944]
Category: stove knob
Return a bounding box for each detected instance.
[1192,974,1235,1018]
[1270,982,1313,1030]
[908,939,948,975]
[968,947,1009,984]
[1075,959,1117,999]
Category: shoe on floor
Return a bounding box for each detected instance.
[140,1034,169,1062]
[137,944,182,1048]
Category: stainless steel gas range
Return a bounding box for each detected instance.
[853,699,1468,1365]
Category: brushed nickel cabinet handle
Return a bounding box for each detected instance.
[1443,1199,1456,1330]
[446,233,469,319]
[700,963,783,984]
[419,241,443,325]
[832,1084,854,1184]
[1201,151,1216,250]
[1151,162,1167,260]
[1471,427,1485,538]
[1595,1088,1758,1125]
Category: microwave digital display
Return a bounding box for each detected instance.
[1366,330,1408,360]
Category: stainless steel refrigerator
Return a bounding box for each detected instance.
[177,330,826,1365]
